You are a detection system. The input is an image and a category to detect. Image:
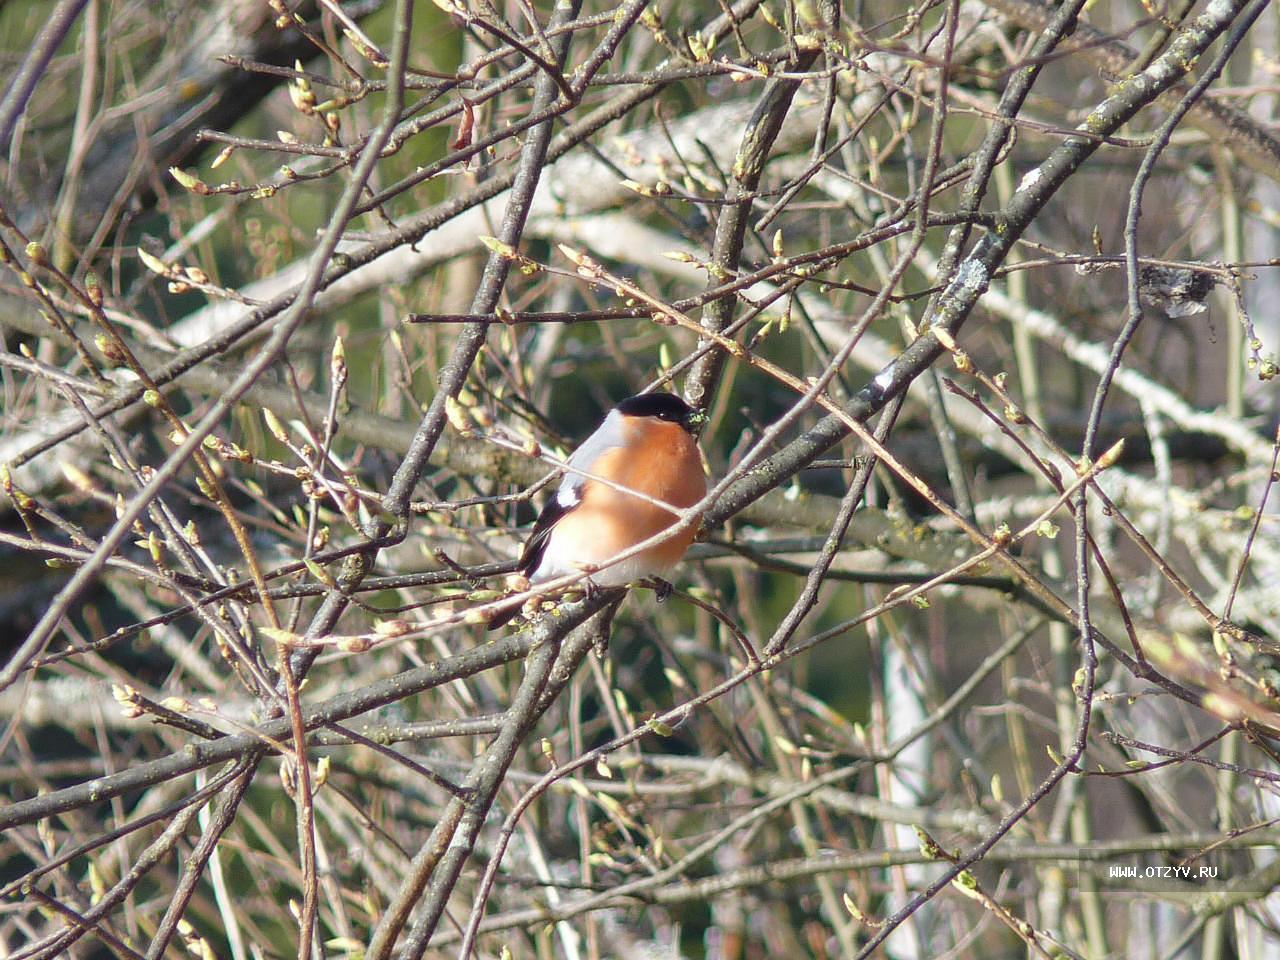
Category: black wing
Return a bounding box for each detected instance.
[487,492,575,631]
[517,493,572,577]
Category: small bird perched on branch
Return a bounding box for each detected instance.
[489,392,707,630]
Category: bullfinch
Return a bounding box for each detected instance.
[488,392,707,629]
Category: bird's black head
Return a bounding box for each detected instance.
[616,392,702,432]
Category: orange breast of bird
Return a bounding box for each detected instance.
[554,417,705,581]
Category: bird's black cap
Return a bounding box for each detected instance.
[615,392,700,430]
